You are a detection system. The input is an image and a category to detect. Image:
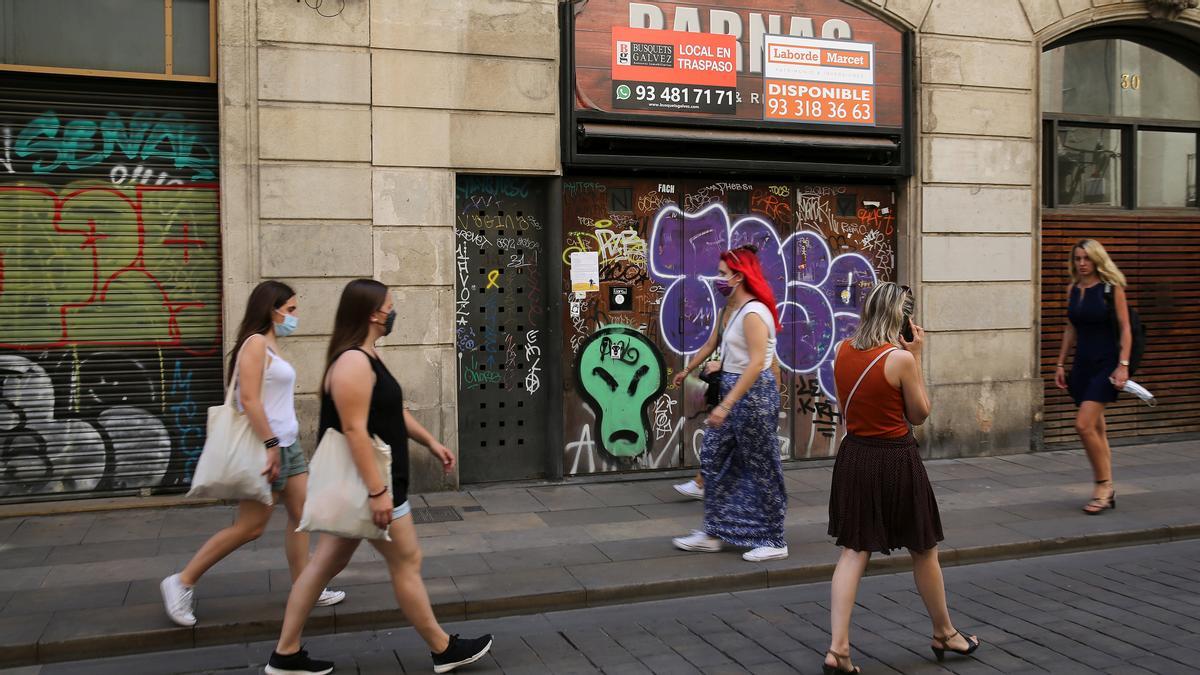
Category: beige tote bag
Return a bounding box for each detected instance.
[187,348,273,505]
[299,428,393,541]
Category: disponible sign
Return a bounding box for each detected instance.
[762,35,875,125]
[611,26,737,113]
[571,0,906,128]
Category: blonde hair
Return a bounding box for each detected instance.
[851,282,913,350]
[1071,239,1127,287]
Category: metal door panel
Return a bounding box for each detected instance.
[454,176,550,483]
[560,177,896,474]
[0,73,221,502]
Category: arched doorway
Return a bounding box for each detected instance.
[1040,26,1200,444]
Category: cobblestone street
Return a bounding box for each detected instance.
[17,538,1200,674]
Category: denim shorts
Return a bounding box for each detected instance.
[271,442,308,493]
[390,500,412,521]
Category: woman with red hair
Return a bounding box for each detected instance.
[672,245,788,562]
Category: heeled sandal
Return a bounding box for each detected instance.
[822,649,861,674]
[1082,479,1116,515]
[931,631,980,662]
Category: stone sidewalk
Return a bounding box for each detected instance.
[0,440,1197,667]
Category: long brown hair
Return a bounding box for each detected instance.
[325,278,389,370]
[228,280,295,383]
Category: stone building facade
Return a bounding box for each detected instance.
[214,0,1199,493]
[2,0,1190,504]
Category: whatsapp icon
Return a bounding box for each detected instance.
[615,84,632,100]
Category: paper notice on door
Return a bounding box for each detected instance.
[570,252,600,292]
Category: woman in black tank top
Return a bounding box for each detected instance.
[265,280,492,675]
[318,346,410,504]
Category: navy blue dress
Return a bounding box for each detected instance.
[1067,284,1120,406]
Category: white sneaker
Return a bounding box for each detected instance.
[673,479,704,500]
[743,545,789,562]
[315,588,346,607]
[160,573,196,627]
[672,530,723,552]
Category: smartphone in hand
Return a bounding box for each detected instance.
[899,285,915,343]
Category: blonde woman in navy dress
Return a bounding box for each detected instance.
[1053,239,1132,515]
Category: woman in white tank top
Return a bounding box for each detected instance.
[160,281,345,627]
[672,245,789,563]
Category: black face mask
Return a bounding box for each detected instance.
[382,309,397,336]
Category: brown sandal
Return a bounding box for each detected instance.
[823,649,861,674]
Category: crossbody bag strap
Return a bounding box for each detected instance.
[716,301,754,369]
[841,345,898,424]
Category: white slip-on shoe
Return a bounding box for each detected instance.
[673,479,704,500]
[314,588,346,607]
[672,530,723,552]
[160,573,197,627]
[743,545,789,562]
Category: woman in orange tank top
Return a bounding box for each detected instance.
[822,283,980,674]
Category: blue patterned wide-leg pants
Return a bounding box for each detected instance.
[701,370,787,548]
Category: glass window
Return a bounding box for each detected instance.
[0,0,165,74]
[1055,127,1122,207]
[172,0,211,76]
[1042,39,1200,122]
[1138,130,1198,207]
[0,0,212,79]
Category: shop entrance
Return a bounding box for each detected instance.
[560,178,896,475]
[0,74,222,502]
[1039,32,1200,443]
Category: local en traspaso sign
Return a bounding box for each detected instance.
[572,0,906,130]
[762,34,876,125]
[611,26,738,114]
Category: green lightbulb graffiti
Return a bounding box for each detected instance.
[575,325,667,461]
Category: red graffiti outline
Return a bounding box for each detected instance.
[0,183,221,356]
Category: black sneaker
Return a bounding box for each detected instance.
[265,647,334,675]
[432,633,494,673]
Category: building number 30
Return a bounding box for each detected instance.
[1120,73,1142,90]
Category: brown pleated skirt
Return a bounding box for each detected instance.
[827,432,943,554]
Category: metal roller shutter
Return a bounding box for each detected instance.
[0,73,221,502]
[1040,212,1200,444]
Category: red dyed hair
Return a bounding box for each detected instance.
[721,245,781,331]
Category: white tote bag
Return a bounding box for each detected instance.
[299,428,393,541]
[187,349,273,505]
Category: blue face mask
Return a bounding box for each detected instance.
[274,312,298,337]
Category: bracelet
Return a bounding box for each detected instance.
[263,437,280,449]
[1119,360,1130,367]
[368,486,388,498]
[718,403,732,413]
[1055,364,1064,368]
